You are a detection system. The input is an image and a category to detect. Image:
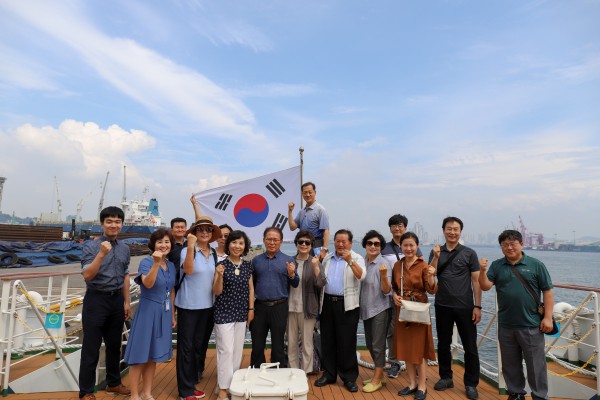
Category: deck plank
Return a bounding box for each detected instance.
[2,349,582,399]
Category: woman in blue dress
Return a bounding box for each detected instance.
[124,228,177,400]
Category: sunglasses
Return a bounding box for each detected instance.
[297,239,312,246]
[366,240,381,247]
[196,226,213,233]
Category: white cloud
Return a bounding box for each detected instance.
[1,0,262,141]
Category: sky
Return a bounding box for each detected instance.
[1,0,599,243]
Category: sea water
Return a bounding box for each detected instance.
[278,243,600,369]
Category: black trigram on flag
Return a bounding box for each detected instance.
[265,179,286,198]
[272,213,288,230]
[214,193,233,211]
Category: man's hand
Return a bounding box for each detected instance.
[124,302,131,320]
[432,244,441,258]
[286,261,295,278]
[472,308,482,324]
[100,241,112,255]
[540,316,553,333]
[340,249,352,264]
[288,202,295,212]
[479,258,488,273]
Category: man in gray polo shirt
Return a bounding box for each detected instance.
[288,182,330,251]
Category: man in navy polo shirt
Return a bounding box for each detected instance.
[250,226,299,367]
[79,206,131,399]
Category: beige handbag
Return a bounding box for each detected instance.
[397,262,431,325]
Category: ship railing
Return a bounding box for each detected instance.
[0,271,141,396]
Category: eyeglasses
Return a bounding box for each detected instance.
[297,240,312,246]
[501,241,520,249]
[265,238,281,243]
[196,226,213,233]
[390,224,405,230]
[366,241,381,247]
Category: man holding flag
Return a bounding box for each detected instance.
[288,182,330,252]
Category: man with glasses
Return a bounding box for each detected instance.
[315,229,366,393]
[288,182,330,253]
[250,227,298,367]
[380,214,422,378]
[479,230,554,400]
[429,216,481,400]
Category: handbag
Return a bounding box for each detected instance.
[397,261,431,325]
[509,266,559,336]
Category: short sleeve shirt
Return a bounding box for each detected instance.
[214,258,254,324]
[487,252,553,328]
[359,254,392,320]
[81,236,130,291]
[430,244,479,309]
[294,202,329,239]
[174,247,216,310]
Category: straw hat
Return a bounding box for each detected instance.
[185,216,222,243]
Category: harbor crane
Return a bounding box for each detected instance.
[97,171,110,219]
[54,176,62,221]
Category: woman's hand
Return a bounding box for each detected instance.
[247,310,254,326]
[393,292,402,307]
[187,233,197,246]
[152,250,163,263]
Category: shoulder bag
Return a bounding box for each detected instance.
[398,260,431,325]
[510,266,559,336]
[436,244,465,277]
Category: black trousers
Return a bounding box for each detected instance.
[176,307,214,397]
[435,305,480,387]
[320,295,360,383]
[79,291,124,398]
[250,301,288,367]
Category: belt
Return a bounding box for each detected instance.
[325,294,344,302]
[256,298,287,307]
[87,288,122,296]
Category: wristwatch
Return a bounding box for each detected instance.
[473,305,482,309]
[347,260,354,267]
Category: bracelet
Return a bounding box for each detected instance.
[248,308,254,311]
[473,305,482,309]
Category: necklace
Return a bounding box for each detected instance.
[231,258,242,275]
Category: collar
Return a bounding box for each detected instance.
[99,235,118,245]
[366,253,384,265]
[502,251,526,266]
[442,243,462,253]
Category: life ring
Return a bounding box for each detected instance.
[47,255,65,264]
[0,252,19,267]
[66,254,81,262]
[17,257,33,266]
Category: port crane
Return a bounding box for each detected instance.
[97,171,110,219]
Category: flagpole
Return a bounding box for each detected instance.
[299,146,304,209]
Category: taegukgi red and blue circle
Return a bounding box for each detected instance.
[233,194,269,227]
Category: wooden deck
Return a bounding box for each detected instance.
[2,348,511,400]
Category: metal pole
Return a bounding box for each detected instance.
[299,146,304,209]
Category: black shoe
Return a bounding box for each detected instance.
[415,389,427,400]
[344,381,358,393]
[433,378,454,391]
[466,386,478,400]
[398,386,418,396]
[507,394,525,400]
[315,376,335,387]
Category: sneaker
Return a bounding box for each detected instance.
[433,378,454,391]
[466,386,478,400]
[193,390,206,399]
[388,361,401,378]
[106,384,131,396]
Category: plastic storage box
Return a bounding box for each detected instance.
[229,363,309,400]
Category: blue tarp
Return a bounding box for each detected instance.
[0,238,148,268]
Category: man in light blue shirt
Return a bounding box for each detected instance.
[288,182,330,251]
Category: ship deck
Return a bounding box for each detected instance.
[3,348,590,400]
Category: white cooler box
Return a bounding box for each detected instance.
[230,363,309,400]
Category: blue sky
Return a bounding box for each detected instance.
[1,0,599,242]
